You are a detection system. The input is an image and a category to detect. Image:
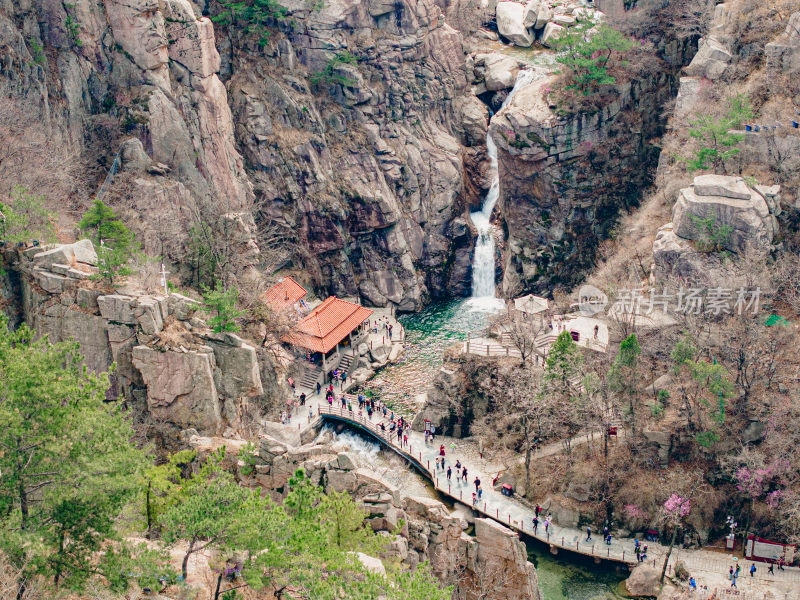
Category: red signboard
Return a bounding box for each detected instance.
[745,534,796,565]
[608,426,618,436]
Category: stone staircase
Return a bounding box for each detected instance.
[299,365,322,391]
[338,352,355,374]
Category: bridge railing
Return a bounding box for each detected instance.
[317,404,636,565]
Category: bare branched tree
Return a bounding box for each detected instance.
[0,86,76,208]
[481,364,551,496]
[490,307,549,365]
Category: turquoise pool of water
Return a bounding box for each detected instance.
[366,300,496,413]
[527,542,629,600]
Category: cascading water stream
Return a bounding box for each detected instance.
[469,70,537,308]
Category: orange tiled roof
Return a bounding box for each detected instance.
[281,296,374,354]
[263,276,307,312]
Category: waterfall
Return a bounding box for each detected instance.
[469,70,537,309]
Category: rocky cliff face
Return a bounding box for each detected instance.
[0,0,484,311]
[1,242,282,439]
[223,0,480,308]
[493,47,693,295]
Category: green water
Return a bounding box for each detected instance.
[367,300,496,412]
[527,542,629,600]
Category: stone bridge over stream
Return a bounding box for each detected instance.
[311,402,637,567]
[288,395,800,598]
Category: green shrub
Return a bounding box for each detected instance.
[310,51,358,88]
[212,0,289,48]
[682,95,753,174]
[550,21,633,96]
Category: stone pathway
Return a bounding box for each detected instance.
[289,394,800,599]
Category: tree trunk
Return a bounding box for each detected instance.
[213,571,223,600]
[146,480,152,536]
[182,538,195,581]
[17,439,28,531]
[741,499,753,557]
[18,478,28,531]
[661,525,679,583]
[523,417,531,496]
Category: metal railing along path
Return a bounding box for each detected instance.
[315,404,637,566]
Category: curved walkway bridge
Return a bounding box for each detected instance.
[314,403,637,567]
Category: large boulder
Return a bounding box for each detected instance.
[468,518,541,600]
[671,175,778,253]
[624,564,662,597]
[207,334,264,400]
[32,239,97,269]
[540,22,565,47]
[98,294,138,325]
[765,12,800,75]
[477,54,521,91]
[131,345,221,431]
[496,2,535,47]
[684,36,731,80]
[522,0,550,29]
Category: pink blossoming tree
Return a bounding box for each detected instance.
[660,494,691,582]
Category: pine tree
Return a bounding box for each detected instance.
[0,315,161,596]
[202,281,244,333]
[609,333,641,446]
[79,199,135,285]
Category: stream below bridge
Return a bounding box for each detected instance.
[326,427,629,599]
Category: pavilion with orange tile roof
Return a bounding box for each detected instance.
[281,296,374,376]
[263,276,307,313]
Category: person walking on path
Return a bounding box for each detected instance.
[750,564,756,577]
[477,486,483,500]
[635,546,641,562]
[603,526,609,540]
[316,381,321,395]
[474,477,481,493]
[462,467,468,482]
[731,574,737,588]
[535,505,541,518]
[688,577,696,592]
[440,445,446,457]
[586,526,591,542]
[532,517,539,534]
[735,564,741,579]
[447,466,452,481]
[606,533,612,546]
[472,492,478,507]
[300,392,306,406]
[544,518,550,533]
[768,562,775,575]
[729,566,734,580]
[778,557,785,570]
